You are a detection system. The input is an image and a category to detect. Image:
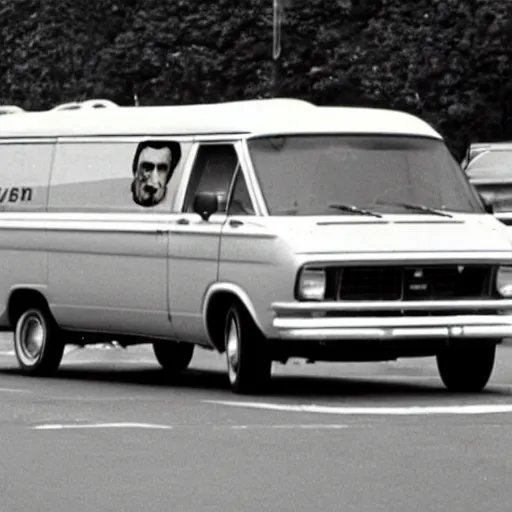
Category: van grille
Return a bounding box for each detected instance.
[333,265,493,301]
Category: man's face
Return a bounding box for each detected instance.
[133,146,172,206]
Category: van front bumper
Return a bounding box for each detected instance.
[272,299,512,341]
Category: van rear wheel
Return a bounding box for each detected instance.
[14,307,65,376]
[224,303,271,394]
[436,342,496,392]
[153,341,194,373]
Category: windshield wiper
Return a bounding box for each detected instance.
[329,204,383,218]
[374,200,453,218]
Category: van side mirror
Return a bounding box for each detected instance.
[480,194,495,214]
[193,192,218,221]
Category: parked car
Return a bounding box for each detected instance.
[463,142,512,225]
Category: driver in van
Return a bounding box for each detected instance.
[131,141,181,207]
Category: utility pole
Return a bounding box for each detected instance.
[272,0,283,97]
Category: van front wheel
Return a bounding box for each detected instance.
[436,342,496,392]
[153,341,194,373]
[14,307,65,376]
[224,303,271,394]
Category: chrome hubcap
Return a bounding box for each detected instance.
[19,315,45,362]
[226,314,240,383]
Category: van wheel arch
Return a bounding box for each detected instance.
[8,289,52,327]
[205,291,260,353]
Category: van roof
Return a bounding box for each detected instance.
[0,98,442,139]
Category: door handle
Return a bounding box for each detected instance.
[177,218,190,225]
[229,219,244,228]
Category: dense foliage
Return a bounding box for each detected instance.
[1,0,511,158]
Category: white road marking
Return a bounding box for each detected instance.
[60,360,156,365]
[206,400,512,416]
[0,351,14,356]
[0,387,31,393]
[33,422,347,431]
[33,422,173,430]
[227,424,347,430]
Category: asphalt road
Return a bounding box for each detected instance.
[1,333,512,512]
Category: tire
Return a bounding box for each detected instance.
[436,342,496,392]
[14,306,65,376]
[153,341,194,373]
[224,303,271,394]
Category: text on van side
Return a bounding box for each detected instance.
[0,187,33,203]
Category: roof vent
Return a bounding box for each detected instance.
[0,105,25,115]
[51,99,119,111]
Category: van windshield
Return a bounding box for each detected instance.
[248,135,483,216]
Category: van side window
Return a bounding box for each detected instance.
[183,144,239,213]
[48,141,190,213]
[0,143,54,211]
[228,171,255,216]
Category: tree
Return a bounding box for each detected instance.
[1,0,512,158]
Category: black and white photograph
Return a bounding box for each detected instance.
[1,1,512,511]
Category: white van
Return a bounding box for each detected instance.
[1,98,512,394]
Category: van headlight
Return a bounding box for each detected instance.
[297,268,326,301]
[497,266,512,297]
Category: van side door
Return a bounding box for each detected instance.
[47,138,190,339]
[167,141,242,344]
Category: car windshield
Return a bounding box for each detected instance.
[248,135,484,216]
[466,150,512,182]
